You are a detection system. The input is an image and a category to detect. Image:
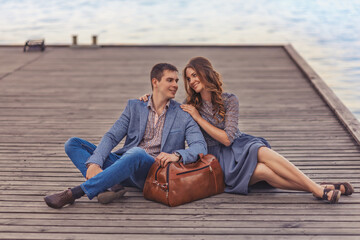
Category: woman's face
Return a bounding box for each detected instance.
[185,67,205,93]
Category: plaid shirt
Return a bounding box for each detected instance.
[138,97,170,157]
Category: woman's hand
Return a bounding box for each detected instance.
[180,104,201,122]
[138,94,150,102]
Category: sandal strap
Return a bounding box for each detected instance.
[321,182,339,190]
[322,188,331,200]
[332,183,341,190]
[322,188,340,203]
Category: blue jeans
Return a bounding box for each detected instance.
[64,137,154,200]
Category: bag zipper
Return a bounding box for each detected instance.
[176,165,212,175]
[153,164,170,198]
[154,165,162,181]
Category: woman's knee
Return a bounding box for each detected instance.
[257,146,271,164]
[253,163,273,181]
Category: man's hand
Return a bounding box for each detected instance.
[155,152,180,167]
[86,164,103,180]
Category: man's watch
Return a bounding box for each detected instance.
[173,151,182,161]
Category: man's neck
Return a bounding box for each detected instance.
[151,93,170,115]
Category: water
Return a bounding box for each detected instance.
[1,0,359,120]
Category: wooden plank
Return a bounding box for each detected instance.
[0,233,356,240]
[1,218,360,228]
[2,200,360,209]
[1,225,360,235]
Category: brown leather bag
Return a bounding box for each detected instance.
[143,153,225,207]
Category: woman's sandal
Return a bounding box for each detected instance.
[320,182,354,196]
[320,189,341,204]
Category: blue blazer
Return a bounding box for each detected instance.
[86,99,207,167]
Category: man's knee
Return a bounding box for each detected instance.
[125,147,147,156]
[64,137,82,154]
[122,147,154,170]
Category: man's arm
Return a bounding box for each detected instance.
[85,100,132,168]
[176,114,207,164]
[155,152,180,167]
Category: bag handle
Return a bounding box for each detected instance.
[177,153,214,168]
[198,153,211,164]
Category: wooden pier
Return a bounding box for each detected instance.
[0,45,359,239]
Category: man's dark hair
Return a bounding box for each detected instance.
[150,63,178,89]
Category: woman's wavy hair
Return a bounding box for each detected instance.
[183,57,225,123]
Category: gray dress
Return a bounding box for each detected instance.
[199,93,271,194]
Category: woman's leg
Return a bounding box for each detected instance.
[249,163,306,191]
[249,162,340,202]
[256,147,324,197]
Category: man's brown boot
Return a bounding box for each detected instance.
[44,189,75,209]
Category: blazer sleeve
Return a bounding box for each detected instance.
[176,114,208,164]
[85,100,131,168]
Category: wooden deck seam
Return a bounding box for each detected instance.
[0,52,47,81]
[283,44,360,147]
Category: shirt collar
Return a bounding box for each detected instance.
[148,94,170,112]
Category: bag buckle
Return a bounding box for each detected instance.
[153,181,168,191]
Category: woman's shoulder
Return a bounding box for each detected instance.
[222,92,239,104]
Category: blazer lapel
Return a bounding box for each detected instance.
[139,101,149,142]
[161,100,178,151]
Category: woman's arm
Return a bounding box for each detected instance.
[180,104,231,147]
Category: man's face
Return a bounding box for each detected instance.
[153,70,179,99]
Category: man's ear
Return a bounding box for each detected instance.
[152,78,159,88]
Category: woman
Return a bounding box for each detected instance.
[141,56,354,203]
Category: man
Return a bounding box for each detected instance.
[44,63,207,208]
